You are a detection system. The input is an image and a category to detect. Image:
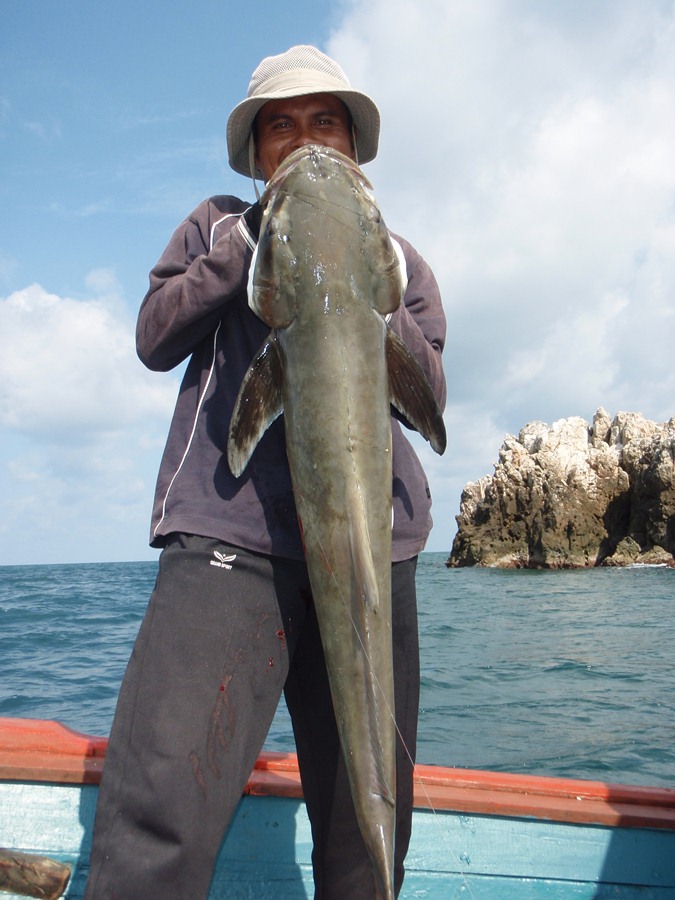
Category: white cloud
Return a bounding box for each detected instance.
[327,0,675,541]
[0,275,176,437]
[0,275,179,563]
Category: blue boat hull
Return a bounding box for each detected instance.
[1,719,674,898]
[2,779,675,898]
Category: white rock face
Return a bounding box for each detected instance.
[448,408,675,568]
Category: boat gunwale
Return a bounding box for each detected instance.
[1,717,674,830]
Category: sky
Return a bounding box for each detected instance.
[1,0,674,565]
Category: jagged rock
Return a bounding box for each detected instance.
[448,408,675,568]
[601,536,640,566]
[603,537,673,567]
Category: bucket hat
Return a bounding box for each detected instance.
[227,45,380,178]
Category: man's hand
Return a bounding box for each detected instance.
[243,202,263,239]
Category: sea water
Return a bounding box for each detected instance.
[1,554,673,787]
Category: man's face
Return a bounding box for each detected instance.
[254,93,355,183]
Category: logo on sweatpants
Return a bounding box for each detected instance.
[210,550,237,570]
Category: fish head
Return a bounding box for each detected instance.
[250,145,404,328]
[262,143,374,199]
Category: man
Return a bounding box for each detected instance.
[85,45,446,899]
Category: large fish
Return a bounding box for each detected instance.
[227,145,446,899]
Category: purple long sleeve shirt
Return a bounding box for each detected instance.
[137,195,446,562]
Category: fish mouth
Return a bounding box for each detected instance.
[262,144,373,202]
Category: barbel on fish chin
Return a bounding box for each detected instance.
[227,144,446,900]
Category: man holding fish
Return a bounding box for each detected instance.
[86,45,446,900]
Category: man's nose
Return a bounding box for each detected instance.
[291,124,316,150]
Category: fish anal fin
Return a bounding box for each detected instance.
[386,329,447,455]
[227,334,284,477]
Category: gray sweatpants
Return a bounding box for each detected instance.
[85,533,420,899]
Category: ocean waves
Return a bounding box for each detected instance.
[1,555,673,787]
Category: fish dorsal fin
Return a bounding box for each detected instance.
[227,334,284,477]
[386,329,447,455]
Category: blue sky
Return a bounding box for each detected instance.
[2,0,675,564]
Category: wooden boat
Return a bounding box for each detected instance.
[1,717,674,899]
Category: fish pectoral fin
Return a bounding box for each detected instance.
[227,333,284,477]
[386,328,447,456]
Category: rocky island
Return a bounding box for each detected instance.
[447,409,675,568]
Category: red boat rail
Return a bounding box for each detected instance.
[1,717,674,830]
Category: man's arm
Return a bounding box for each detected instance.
[389,234,447,411]
[136,199,254,372]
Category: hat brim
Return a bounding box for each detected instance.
[227,87,380,178]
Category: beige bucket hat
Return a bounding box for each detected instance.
[227,45,381,178]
